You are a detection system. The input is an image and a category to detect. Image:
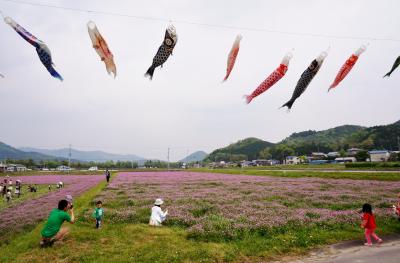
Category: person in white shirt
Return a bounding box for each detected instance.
[6,189,12,203]
[149,198,168,226]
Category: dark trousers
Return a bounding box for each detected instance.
[96,219,101,228]
[106,176,110,183]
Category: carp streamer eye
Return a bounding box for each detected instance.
[165,38,173,46]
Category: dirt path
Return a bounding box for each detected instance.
[287,234,400,263]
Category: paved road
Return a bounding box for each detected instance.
[288,234,400,263]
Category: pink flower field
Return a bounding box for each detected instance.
[0,175,103,237]
[101,171,400,240]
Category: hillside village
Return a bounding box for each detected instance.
[207,148,400,168]
[1,120,400,171]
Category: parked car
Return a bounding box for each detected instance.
[56,165,71,171]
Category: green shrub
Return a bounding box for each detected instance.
[345,162,400,168]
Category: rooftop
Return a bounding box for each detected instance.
[368,150,389,154]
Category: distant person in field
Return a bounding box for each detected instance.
[392,193,400,221]
[28,185,37,192]
[361,203,382,246]
[57,181,64,189]
[149,198,168,226]
[6,189,12,203]
[15,180,21,198]
[105,169,111,183]
[7,183,13,195]
[92,200,104,229]
[40,199,75,247]
[0,183,4,196]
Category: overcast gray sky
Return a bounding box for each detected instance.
[0,0,399,161]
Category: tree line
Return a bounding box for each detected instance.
[1,159,185,169]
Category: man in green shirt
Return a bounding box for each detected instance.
[40,199,75,247]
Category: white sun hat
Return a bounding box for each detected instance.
[154,198,164,205]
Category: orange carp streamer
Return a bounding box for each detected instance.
[245,51,293,104]
[223,35,242,81]
[87,21,117,78]
[329,45,367,91]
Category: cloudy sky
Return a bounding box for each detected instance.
[0,0,399,161]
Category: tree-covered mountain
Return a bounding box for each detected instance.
[281,125,366,155]
[205,138,275,162]
[179,151,208,163]
[204,120,400,162]
[0,142,64,162]
[344,121,400,150]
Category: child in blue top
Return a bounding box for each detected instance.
[92,200,104,229]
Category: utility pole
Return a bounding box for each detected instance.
[167,147,170,170]
[68,144,71,174]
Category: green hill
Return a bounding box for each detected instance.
[345,121,400,150]
[204,120,400,162]
[205,138,275,162]
[281,125,366,154]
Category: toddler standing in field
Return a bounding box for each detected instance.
[92,200,104,229]
[361,203,383,246]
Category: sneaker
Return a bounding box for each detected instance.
[377,239,383,245]
[364,243,372,246]
[40,238,55,248]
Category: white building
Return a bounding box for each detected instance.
[311,152,327,159]
[285,156,300,165]
[6,164,27,172]
[335,157,356,163]
[327,152,340,158]
[347,148,363,156]
[253,159,272,166]
[368,150,390,162]
[0,162,7,172]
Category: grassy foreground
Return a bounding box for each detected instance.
[2,172,400,263]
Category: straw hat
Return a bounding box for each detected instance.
[154,198,164,205]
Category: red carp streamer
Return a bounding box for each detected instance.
[223,35,242,81]
[329,44,367,91]
[245,51,293,104]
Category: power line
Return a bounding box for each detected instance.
[1,0,400,42]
